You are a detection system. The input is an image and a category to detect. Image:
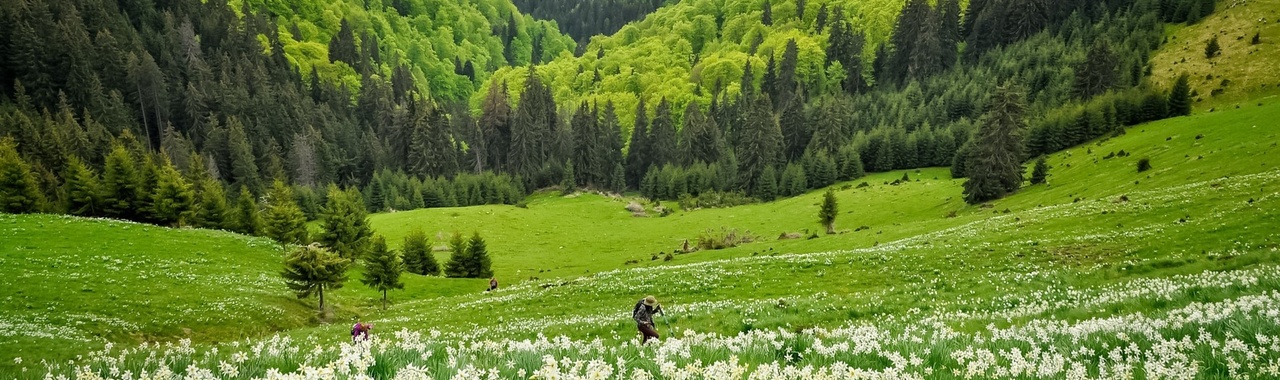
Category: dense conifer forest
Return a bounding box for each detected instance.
[0,0,1211,232]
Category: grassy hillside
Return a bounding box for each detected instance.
[0,217,296,364]
[1150,0,1280,108]
[5,97,1279,377]
[18,93,1279,379]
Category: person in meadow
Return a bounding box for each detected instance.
[633,295,665,344]
[351,322,372,343]
[487,277,499,291]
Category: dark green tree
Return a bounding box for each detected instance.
[465,232,494,279]
[1205,36,1220,59]
[195,178,230,230]
[819,188,838,234]
[150,157,196,226]
[403,228,440,275]
[1076,39,1120,99]
[443,232,470,278]
[737,93,783,194]
[362,235,405,310]
[625,98,651,188]
[281,244,349,313]
[754,164,778,202]
[229,185,262,235]
[263,179,309,247]
[1030,156,1050,185]
[319,185,372,260]
[101,143,143,220]
[648,98,678,168]
[679,101,724,165]
[1168,73,1193,117]
[64,156,102,216]
[963,84,1028,204]
[0,138,44,214]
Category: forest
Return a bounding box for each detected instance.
[0,0,1209,231]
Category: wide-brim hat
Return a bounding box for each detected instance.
[644,295,659,307]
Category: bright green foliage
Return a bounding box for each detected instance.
[319,185,372,260]
[230,186,262,235]
[195,179,231,230]
[819,188,838,234]
[236,0,573,102]
[1168,73,1193,117]
[64,157,102,216]
[444,232,470,278]
[281,244,349,313]
[0,138,44,214]
[100,144,143,220]
[1030,156,1050,185]
[963,85,1028,204]
[403,228,440,276]
[361,235,405,310]
[149,157,196,226]
[263,180,309,246]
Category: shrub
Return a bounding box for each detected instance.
[696,228,758,250]
[1137,158,1152,173]
[1205,36,1220,59]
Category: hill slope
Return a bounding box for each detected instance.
[19,93,1280,379]
[1150,0,1280,109]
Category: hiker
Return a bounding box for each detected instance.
[351,322,373,343]
[487,277,498,291]
[633,295,664,344]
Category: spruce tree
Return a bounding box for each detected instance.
[64,156,102,216]
[1168,73,1193,117]
[0,138,44,214]
[1205,36,1220,59]
[403,228,440,275]
[230,185,262,235]
[819,189,838,234]
[263,179,309,247]
[226,118,261,193]
[466,232,494,279]
[963,85,1028,204]
[738,93,783,194]
[150,157,196,226]
[754,164,778,202]
[281,244,349,313]
[625,98,651,188]
[361,235,405,310]
[1030,156,1050,185]
[319,185,373,260]
[195,178,230,230]
[444,232,470,278]
[648,99,678,167]
[1075,39,1120,99]
[101,143,142,220]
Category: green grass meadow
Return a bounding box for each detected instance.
[1,96,1279,377]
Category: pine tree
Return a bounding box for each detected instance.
[561,160,576,194]
[101,143,142,220]
[754,164,778,201]
[1205,36,1220,59]
[571,102,599,187]
[0,138,44,214]
[648,99,678,167]
[1168,73,1193,117]
[226,117,261,193]
[510,66,556,182]
[1030,156,1050,185]
[963,84,1028,204]
[263,179,309,247]
[625,98,651,188]
[195,179,230,230]
[64,156,102,216]
[362,235,405,310]
[281,244,349,313]
[230,185,262,235]
[403,228,440,275]
[150,156,196,226]
[466,232,494,279]
[819,188,838,234]
[738,93,783,194]
[762,0,773,26]
[679,101,724,165]
[1076,39,1120,99]
[444,232,470,278]
[319,185,373,260]
[481,82,513,172]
